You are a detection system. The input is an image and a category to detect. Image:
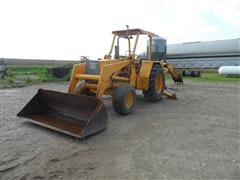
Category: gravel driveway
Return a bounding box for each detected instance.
[0,80,239,179]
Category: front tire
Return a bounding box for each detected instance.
[112,86,136,115]
[143,64,165,102]
[74,82,95,96]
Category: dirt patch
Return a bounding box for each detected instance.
[0,81,239,179]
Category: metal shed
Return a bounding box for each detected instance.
[166,38,240,69]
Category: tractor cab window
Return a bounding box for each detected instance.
[114,36,132,59]
[114,35,148,60]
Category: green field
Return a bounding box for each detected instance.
[167,73,240,83]
[1,66,239,89]
[183,73,240,83]
[0,66,71,89]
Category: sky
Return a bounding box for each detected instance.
[0,0,239,60]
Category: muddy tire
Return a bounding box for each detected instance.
[143,64,165,102]
[112,86,136,115]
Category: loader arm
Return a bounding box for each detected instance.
[97,60,132,98]
[68,63,86,94]
[68,59,133,98]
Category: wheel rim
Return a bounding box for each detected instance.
[124,91,134,109]
[155,74,164,93]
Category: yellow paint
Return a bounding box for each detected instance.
[68,63,85,94]
[155,74,164,93]
[124,91,134,109]
[96,60,131,98]
[75,74,100,81]
[136,61,153,90]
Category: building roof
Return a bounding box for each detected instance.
[167,38,240,58]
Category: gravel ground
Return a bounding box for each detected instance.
[0,80,239,180]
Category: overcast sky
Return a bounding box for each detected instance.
[0,0,239,60]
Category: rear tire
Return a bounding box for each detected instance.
[112,86,136,115]
[143,64,165,102]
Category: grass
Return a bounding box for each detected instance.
[0,65,71,89]
[166,72,240,83]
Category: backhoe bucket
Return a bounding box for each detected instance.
[17,89,107,139]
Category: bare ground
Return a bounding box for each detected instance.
[0,80,239,180]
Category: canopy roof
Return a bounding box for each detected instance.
[112,28,155,37]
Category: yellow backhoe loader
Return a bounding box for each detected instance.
[18,28,183,139]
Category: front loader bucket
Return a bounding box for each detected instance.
[17,89,107,139]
